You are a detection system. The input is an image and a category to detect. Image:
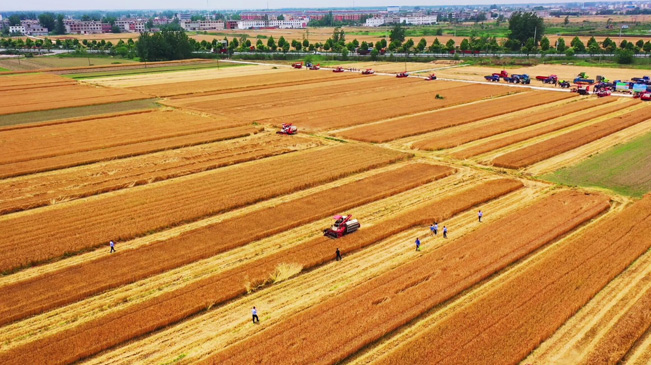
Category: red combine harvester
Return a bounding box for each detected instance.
[323,214,360,239]
[640,92,651,101]
[292,62,303,69]
[309,64,321,70]
[493,70,509,80]
[277,123,298,135]
[396,72,409,78]
[425,74,437,81]
[362,69,375,75]
[333,66,345,73]
[596,89,611,97]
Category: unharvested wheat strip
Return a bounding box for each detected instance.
[0,179,521,365]
[492,106,651,169]
[131,69,360,97]
[167,78,454,122]
[262,83,516,132]
[0,144,407,273]
[0,74,76,91]
[0,109,245,165]
[452,98,641,159]
[85,184,547,365]
[0,164,474,352]
[0,125,260,179]
[0,135,319,214]
[523,247,651,364]
[0,109,155,132]
[0,83,149,115]
[377,196,651,365]
[0,163,451,326]
[337,91,574,142]
[203,190,608,365]
[626,325,651,364]
[414,96,615,150]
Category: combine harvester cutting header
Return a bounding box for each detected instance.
[324,214,360,239]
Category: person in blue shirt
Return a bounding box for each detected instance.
[432,222,438,236]
[415,238,421,251]
[109,240,115,253]
[443,226,448,239]
[478,210,483,223]
[252,306,260,324]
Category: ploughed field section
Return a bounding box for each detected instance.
[0,74,149,115]
[379,194,651,365]
[337,90,575,143]
[0,178,522,365]
[0,163,453,327]
[0,134,318,214]
[203,190,610,365]
[0,144,407,273]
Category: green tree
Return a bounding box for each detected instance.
[429,37,443,53]
[570,36,585,52]
[540,36,550,51]
[556,37,566,52]
[54,14,66,35]
[8,15,21,26]
[145,19,154,30]
[416,38,427,52]
[615,48,634,64]
[137,29,193,61]
[508,11,545,48]
[111,24,121,33]
[602,37,615,52]
[620,40,628,49]
[38,12,56,31]
[302,39,309,49]
[278,36,286,49]
[370,48,379,60]
[389,23,406,43]
[267,36,276,51]
[644,41,651,53]
[445,39,455,52]
[282,43,289,53]
[256,39,264,51]
[277,15,284,20]
[359,41,369,52]
[460,38,469,51]
[564,16,569,26]
[436,28,443,36]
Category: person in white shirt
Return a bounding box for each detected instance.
[478,210,483,223]
[252,306,260,324]
[109,240,115,253]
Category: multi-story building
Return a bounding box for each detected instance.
[9,25,25,34]
[177,13,192,21]
[399,15,438,25]
[115,19,145,32]
[24,24,49,36]
[237,17,309,29]
[65,21,104,34]
[180,20,224,31]
[364,17,386,27]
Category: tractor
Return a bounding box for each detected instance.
[277,123,298,135]
[292,62,303,69]
[484,74,500,82]
[309,64,321,70]
[323,215,360,239]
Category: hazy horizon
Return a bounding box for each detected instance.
[0,0,617,12]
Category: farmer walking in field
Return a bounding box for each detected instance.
[443,226,448,239]
[478,210,483,223]
[336,248,342,261]
[252,306,260,324]
[109,240,115,253]
[433,222,438,236]
[415,238,421,251]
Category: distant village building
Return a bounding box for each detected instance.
[399,15,438,25]
[364,17,386,27]
[9,25,25,34]
[177,13,192,21]
[387,6,400,13]
[115,19,146,32]
[65,21,104,34]
[180,20,224,31]
[237,18,309,29]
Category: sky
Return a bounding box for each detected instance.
[0,0,612,12]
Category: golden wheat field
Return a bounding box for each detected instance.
[1,60,651,365]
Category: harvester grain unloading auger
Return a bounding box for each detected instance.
[324,214,360,239]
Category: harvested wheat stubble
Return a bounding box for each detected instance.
[493,106,651,169]
[260,83,517,132]
[452,99,641,159]
[0,109,246,165]
[0,179,520,365]
[0,145,406,273]
[0,125,259,179]
[0,163,453,327]
[205,190,609,365]
[0,75,77,92]
[131,69,359,97]
[380,195,651,365]
[0,135,317,214]
[165,78,454,121]
[338,91,575,143]
[414,97,615,151]
[0,83,149,115]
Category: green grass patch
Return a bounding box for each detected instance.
[541,131,651,198]
[64,62,247,79]
[0,67,8,72]
[0,99,160,127]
